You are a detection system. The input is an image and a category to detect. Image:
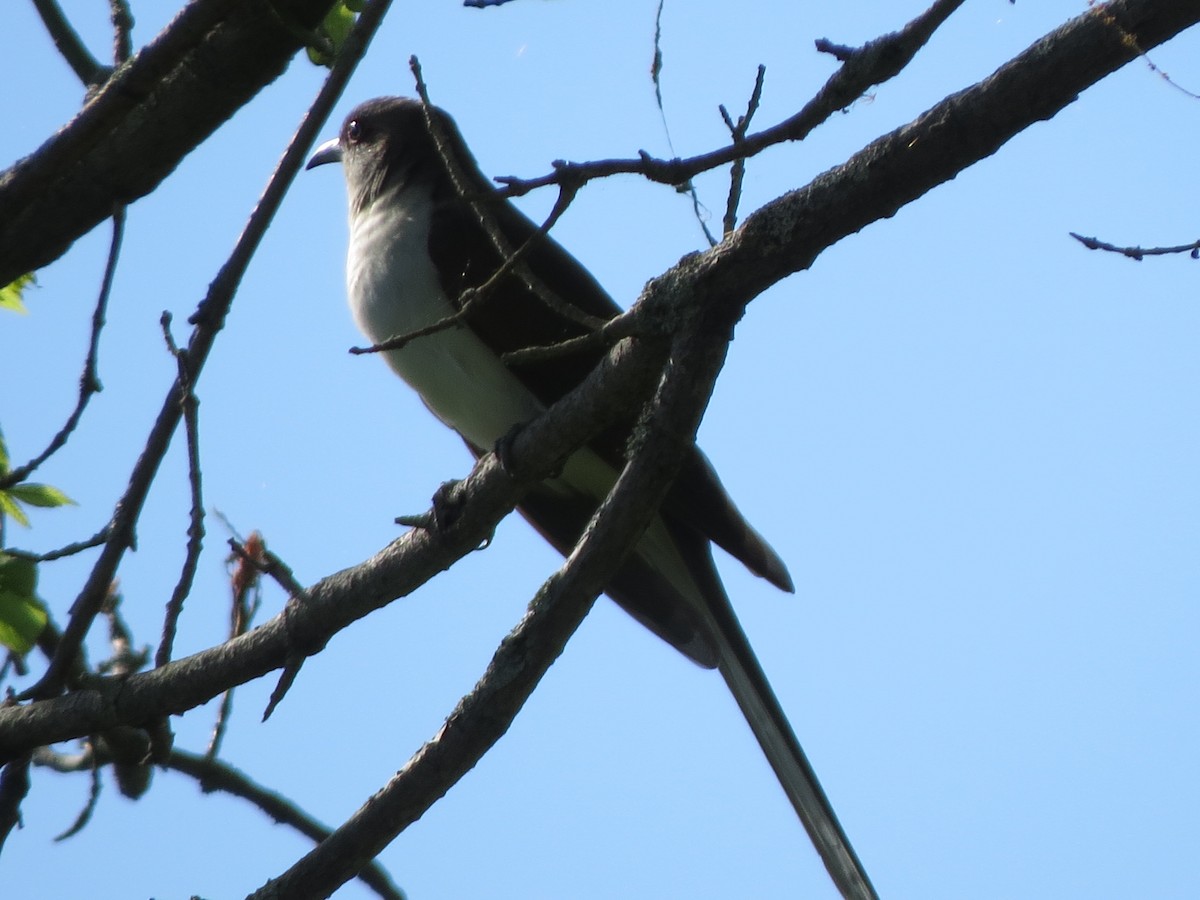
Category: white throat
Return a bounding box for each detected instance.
[345,183,545,450]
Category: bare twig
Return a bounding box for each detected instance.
[720,65,767,236]
[244,542,311,723]
[411,59,606,333]
[30,740,405,897]
[4,526,110,563]
[0,755,31,852]
[166,750,406,900]
[651,0,666,114]
[205,532,265,758]
[109,0,134,65]
[494,0,970,201]
[31,0,112,88]
[0,207,122,492]
[1088,0,1200,98]
[1070,231,1200,260]
[155,312,206,669]
[646,1,719,247]
[349,306,469,356]
[52,755,101,841]
[501,306,642,367]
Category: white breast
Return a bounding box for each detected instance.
[346,185,546,450]
[345,184,704,608]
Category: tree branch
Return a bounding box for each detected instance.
[154,312,207,669]
[20,0,390,702]
[687,0,1200,305]
[31,0,111,88]
[0,0,340,287]
[165,750,407,900]
[1070,231,1200,260]
[0,207,122,491]
[0,335,668,758]
[494,0,970,199]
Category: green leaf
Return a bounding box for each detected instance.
[0,428,9,473]
[0,492,30,528]
[0,553,36,597]
[8,483,75,509]
[0,594,46,653]
[308,3,356,67]
[0,273,35,314]
[0,554,46,653]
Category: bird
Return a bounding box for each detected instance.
[307,96,875,899]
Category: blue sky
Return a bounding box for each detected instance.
[2,1,1198,898]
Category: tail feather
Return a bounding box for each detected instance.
[669,448,795,593]
[683,532,878,900]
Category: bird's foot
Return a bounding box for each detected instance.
[493,421,565,479]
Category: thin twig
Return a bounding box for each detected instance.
[0,207,123,492]
[495,0,969,200]
[154,312,206,669]
[221,537,310,723]
[4,527,110,563]
[721,64,767,236]
[647,1,719,247]
[456,181,587,319]
[31,0,112,88]
[52,755,102,841]
[204,530,264,759]
[501,306,641,367]
[349,306,469,355]
[1070,231,1200,260]
[166,749,406,900]
[1088,0,1200,98]
[411,59,606,333]
[109,0,134,65]
[259,544,312,722]
[0,755,31,852]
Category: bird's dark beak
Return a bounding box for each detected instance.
[306,138,343,170]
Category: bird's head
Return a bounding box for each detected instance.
[307,96,469,214]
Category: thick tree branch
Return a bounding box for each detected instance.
[0,0,340,287]
[0,336,668,759]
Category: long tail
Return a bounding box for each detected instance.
[696,566,878,899]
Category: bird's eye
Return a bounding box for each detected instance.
[346,119,364,144]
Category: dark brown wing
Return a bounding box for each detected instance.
[431,191,793,582]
